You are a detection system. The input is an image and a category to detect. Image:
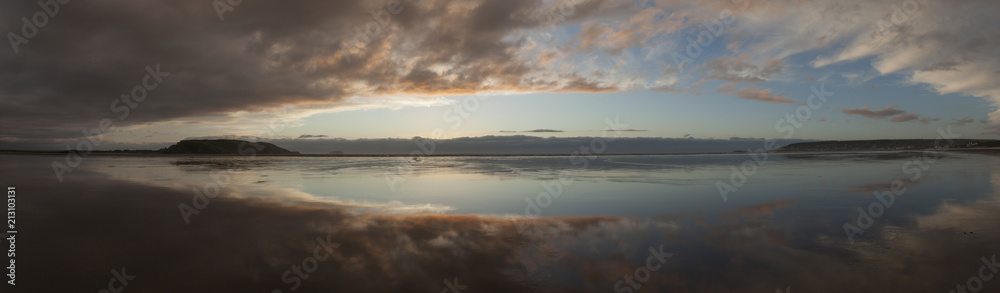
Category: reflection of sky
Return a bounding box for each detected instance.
[2,153,999,292]
[79,152,996,218]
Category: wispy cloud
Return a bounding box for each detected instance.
[702,56,783,83]
[890,112,920,123]
[522,129,564,133]
[952,117,976,126]
[615,129,648,132]
[919,117,940,124]
[984,125,1000,136]
[800,0,1000,121]
[721,84,797,105]
[737,86,797,105]
[499,129,564,133]
[842,105,905,119]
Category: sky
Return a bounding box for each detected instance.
[1,0,999,151]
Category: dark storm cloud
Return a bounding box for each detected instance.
[0,0,630,142]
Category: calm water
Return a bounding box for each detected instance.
[2,152,999,292]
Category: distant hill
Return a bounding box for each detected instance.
[161,139,299,155]
[778,139,999,152]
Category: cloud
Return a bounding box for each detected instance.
[793,0,1000,121]
[919,117,940,124]
[702,56,783,83]
[0,0,646,143]
[522,129,564,133]
[3,0,998,145]
[952,117,976,126]
[720,84,797,105]
[841,105,905,119]
[573,7,685,56]
[297,134,330,139]
[890,112,920,123]
[649,67,681,93]
[498,129,564,133]
[985,125,1000,136]
[840,72,878,89]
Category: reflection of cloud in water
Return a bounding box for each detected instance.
[781,151,958,161]
[340,200,455,214]
[95,167,458,215]
[4,154,1000,292]
[915,162,1000,233]
[165,155,751,184]
[222,186,457,215]
[131,153,981,188]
